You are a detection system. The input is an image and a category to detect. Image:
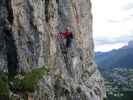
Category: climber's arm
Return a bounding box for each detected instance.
[56,32,64,39]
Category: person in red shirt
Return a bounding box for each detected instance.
[58,26,74,48]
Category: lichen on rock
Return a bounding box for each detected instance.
[0,72,9,99]
[10,66,48,92]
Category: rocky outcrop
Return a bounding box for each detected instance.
[0,0,106,100]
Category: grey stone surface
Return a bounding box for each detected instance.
[0,0,106,99]
[0,0,8,72]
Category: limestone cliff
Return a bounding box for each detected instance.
[0,0,106,100]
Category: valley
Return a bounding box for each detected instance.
[95,41,133,100]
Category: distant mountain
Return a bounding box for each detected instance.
[95,41,133,70]
[128,40,133,48]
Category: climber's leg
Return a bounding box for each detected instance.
[66,37,72,48]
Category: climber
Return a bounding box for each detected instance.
[58,26,74,48]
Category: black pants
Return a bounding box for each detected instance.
[66,37,73,48]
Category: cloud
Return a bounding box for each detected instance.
[94,43,127,52]
[94,34,133,47]
[91,0,133,51]
[123,2,133,10]
[107,19,121,23]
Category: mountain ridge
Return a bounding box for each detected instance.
[95,41,133,69]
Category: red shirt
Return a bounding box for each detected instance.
[62,31,72,38]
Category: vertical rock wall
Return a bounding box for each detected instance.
[0,0,8,72]
[0,0,106,100]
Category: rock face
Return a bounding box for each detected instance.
[0,0,106,100]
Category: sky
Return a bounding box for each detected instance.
[91,0,133,52]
